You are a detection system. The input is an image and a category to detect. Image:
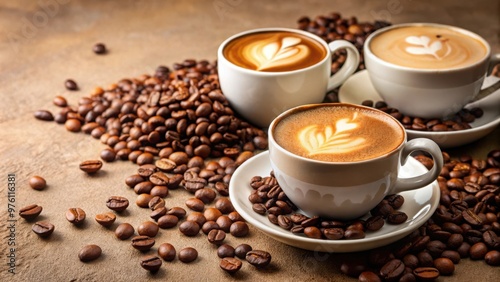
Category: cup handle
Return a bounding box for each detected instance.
[326,40,360,91]
[391,138,444,193]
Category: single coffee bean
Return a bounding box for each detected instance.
[413,267,439,281]
[65,79,78,90]
[19,204,43,220]
[216,215,232,232]
[92,43,107,54]
[167,206,187,219]
[79,160,103,174]
[426,240,446,258]
[277,215,293,230]
[204,207,223,221]
[483,230,500,249]
[365,215,384,231]
[469,242,488,260]
[158,243,176,261]
[358,271,382,282]
[234,244,252,259]
[194,188,217,204]
[344,228,365,239]
[179,220,200,236]
[29,176,47,190]
[138,221,159,237]
[185,197,205,212]
[387,211,408,224]
[131,235,155,251]
[323,228,344,240]
[148,196,165,210]
[140,255,162,273]
[215,198,234,214]
[462,209,483,226]
[246,250,271,268]
[220,257,242,274]
[178,247,198,263]
[208,229,226,245]
[230,221,249,237]
[78,244,102,262]
[379,259,405,281]
[115,223,135,240]
[94,212,116,227]
[217,244,235,258]
[66,208,86,225]
[32,221,55,237]
[433,257,454,275]
[157,214,179,229]
[106,196,129,212]
[484,250,500,266]
[399,273,417,282]
[386,194,404,209]
[440,250,461,264]
[150,172,169,186]
[34,110,54,121]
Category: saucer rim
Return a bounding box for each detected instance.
[229,150,440,252]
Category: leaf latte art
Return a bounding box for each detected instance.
[223,31,326,72]
[298,113,366,156]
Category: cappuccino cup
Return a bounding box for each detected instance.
[364,23,498,119]
[218,28,360,128]
[268,103,443,220]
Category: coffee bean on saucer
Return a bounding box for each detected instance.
[19,204,43,220]
[32,221,55,237]
[79,244,102,262]
[131,235,155,251]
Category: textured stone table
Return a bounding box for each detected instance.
[1,0,499,281]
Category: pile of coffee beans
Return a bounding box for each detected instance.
[362,100,484,132]
[333,149,499,281]
[297,12,390,73]
[248,173,408,240]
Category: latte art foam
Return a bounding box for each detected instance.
[273,105,404,162]
[223,31,326,72]
[370,26,487,69]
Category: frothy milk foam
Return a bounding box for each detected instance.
[273,105,404,162]
[223,31,326,72]
[370,26,487,69]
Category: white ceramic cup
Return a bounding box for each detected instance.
[364,23,497,119]
[268,103,444,220]
[218,27,360,128]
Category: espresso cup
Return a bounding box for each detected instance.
[364,23,498,119]
[268,103,444,220]
[218,27,360,128]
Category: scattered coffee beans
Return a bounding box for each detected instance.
[179,220,200,237]
[140,255,162,273]
[66,208,86,225]
[65,79,78,90]
[19,204,43,220]
[93,43,107,54]
[217,244,235,258]
[131,235,155,251]
[79,244,102,262]
[115,223,135,240]
[79,160,103,174]
[158,243,176,261]
[34,110,54,121]
[178,247,198,263]
[94,212,116,227]
[137,221,159,237]
[32,221,55,237]
[234,244,252,259]
[29,176,47,190]
[246,250,272,268]
[106,196,129,212]
[220,257,242,274]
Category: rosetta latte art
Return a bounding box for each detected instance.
[243,36,311,71]
[298,112,367,156]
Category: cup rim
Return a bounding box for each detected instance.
[269,103,407,165]
[364,23,492,73]
[217,27,331,76]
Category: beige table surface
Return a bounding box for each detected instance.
[1,0,499,281]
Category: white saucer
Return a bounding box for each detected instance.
[229,151,440,253]
[338,70,500,149]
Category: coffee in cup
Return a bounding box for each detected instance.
[218,28,360,128]
[269,103,443,220]
[364,23,497,119]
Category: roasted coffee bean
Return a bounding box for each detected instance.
[157,215,179,229]
[79,160,103,174]
[201,221,220,235]
[167,206,187,219]
[469,242,488,260]
[358,271,382,282]
[386,194,404,209]
[131,235,155,251]
[100,148,116,162]
[483,230,500,249]
[34,110,54,121]
[32,221,55,237]
[19,204,43,220]
[230,221,249,237]
[92,43,107,54]
[216,215,232,232]
[228,211,244,222]
[304,226,322,239]
[115,223,135,240]
[150,207,167,221]
[204,207,222,221]
[387,211,408,224]
[150,185,169,198]
[138,221,159,237]
[323,228,344,240]
[462,209,483,226]
[65,79,78,90]
[138,164,157,177]
[148,196,165,210]
[252,203,266,215]
[379,259,404,281]
[136,194,154,208]
[29,176,47,190]
[434,257,454,275]
[66,208,86,225]
[413,267,439,281]
[246,250,271,268]
[106,196,129,212]
[344,228,365,239]
[179,220,200,236]
[126,174,145,188]
[215,198,234,214]
[94,212,116,227]
[290,213,308,224]
[140,255,162,273]
[158,243,176,261]
[485,250,500,266]
[208,229,226,245]
[194,188,217,204]
[447,233,464,249]
[217,244,235,258]
[277,215,293,230]
[186,197,205,212]
[149,172,169,186]
[426,240,446,258]
[235,243,252,259]
[220,257,242,274]
[79,244,102,262]
[365,215,384,231]
[215,181,229,196]
[178,247,198,263]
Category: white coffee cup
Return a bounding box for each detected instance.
[218,27,360,128]
[364,23,497,119]
[268,103,443,220]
